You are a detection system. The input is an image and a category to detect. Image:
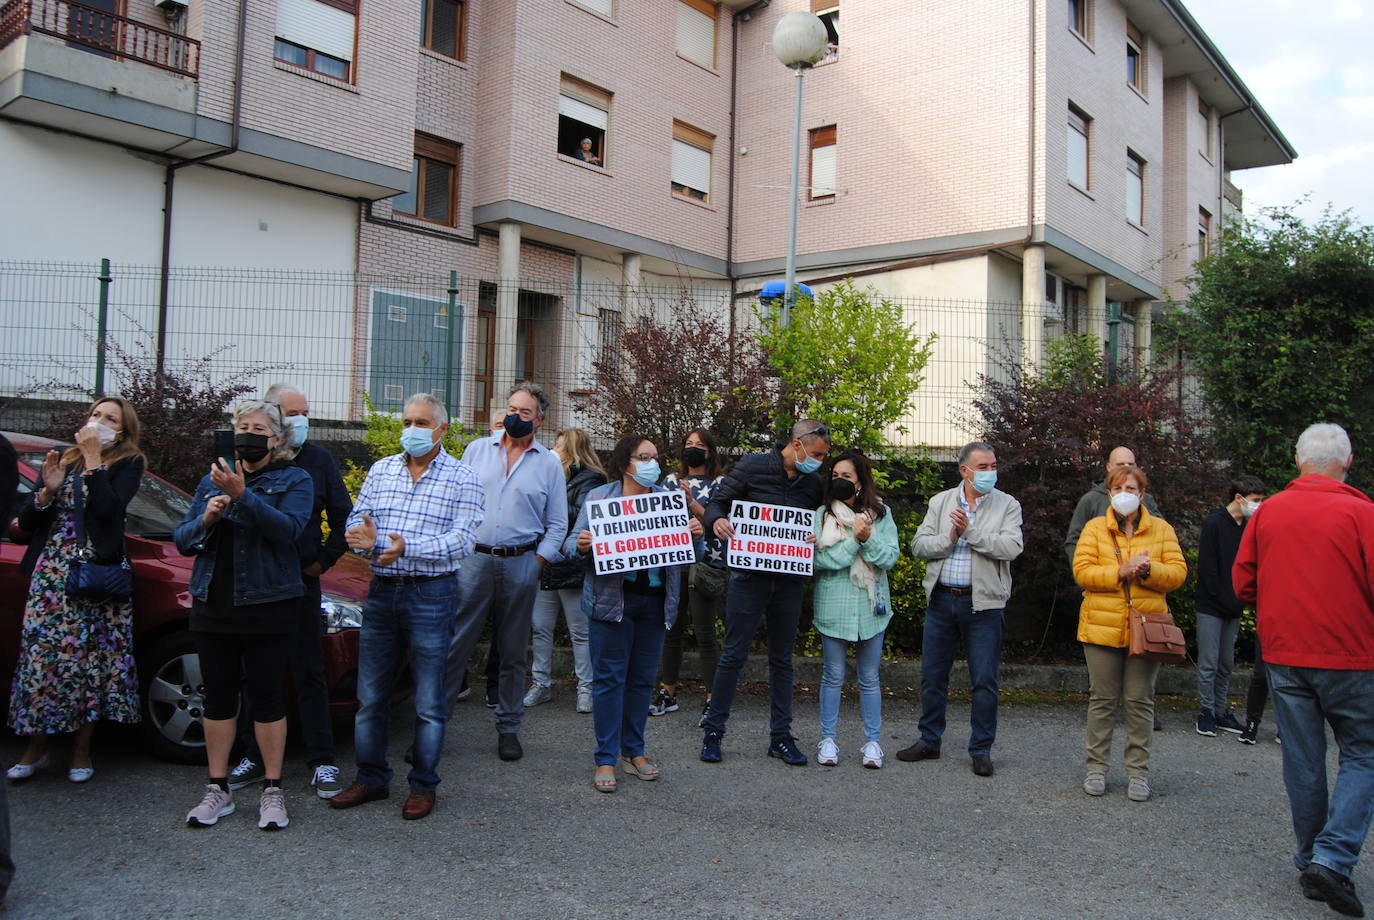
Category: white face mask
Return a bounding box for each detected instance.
[1110,491,1141,517]
[1243,499,1261,517]
[85,421,119,447]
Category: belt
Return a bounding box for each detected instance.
[936,584,973,596]
[476,541,540,558]
[374,573,452,586]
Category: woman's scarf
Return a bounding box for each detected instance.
[818,500,879,607]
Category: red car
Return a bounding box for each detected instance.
[0,432,370,763]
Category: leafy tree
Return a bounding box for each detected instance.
[965,334,1225,653]
[756,279,936,453]
[580,294,775,458]
[1162,207,1374,492]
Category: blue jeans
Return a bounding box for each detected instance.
[353,575,459,791]
[1195,612,1240,714]
[703,572,805,740]
[819,632,884,744]
[1268,663,1374,877]
[587,592,667,766]
[918,589,1004,755]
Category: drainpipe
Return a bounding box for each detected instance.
[156,0,248,382]
[725,1,769,369]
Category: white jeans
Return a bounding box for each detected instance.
[529,587,591,690]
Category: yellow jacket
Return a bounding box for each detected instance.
[1073,506,1187,648]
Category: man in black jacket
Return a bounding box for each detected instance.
[229,386,353,798]
[699,419,830,765]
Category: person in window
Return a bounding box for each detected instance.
[566,435,702,792]
[175,400,313,830]
[6,397,145,786]
[576,138,601,166]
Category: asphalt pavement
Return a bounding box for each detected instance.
[0,682,1359,920]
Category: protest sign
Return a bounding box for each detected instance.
[726,500,816,576]
[586,490,695,575]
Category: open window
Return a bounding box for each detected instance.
[671,121,713,202]
[812,1,838,58]
[558,75,611,167]
[275,0,356,80]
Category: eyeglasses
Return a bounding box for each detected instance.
[798,424,830,441]
[630,453,659,462]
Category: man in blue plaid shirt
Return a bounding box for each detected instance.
[330,393,483,821]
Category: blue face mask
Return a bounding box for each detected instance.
[284,415,309,449]
[971,470,998,494]
[632,459,661,487]
[794,445,822,475]
[400,425,438,458]
[503,413,535,438]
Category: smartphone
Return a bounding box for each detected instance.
[213,429,235,469]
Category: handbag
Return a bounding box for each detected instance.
[1109,530,1185,664]
[539,557,586,591]
[65,470,133,604]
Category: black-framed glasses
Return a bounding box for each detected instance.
[630,453,659,462]
[798,424,830,441]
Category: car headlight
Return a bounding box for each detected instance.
[321,594,364,633]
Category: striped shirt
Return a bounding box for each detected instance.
[939,487,986,588]
[347,449,484,576]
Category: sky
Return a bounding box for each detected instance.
[1186,0,1373,227]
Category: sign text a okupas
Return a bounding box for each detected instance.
[726,500,816,576]
[586,490,695,575]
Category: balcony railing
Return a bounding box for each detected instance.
[0,0,199,78]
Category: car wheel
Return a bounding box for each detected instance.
[138,631,208,765]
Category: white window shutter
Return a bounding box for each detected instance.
[676,3,715,69]
[559,94,608,131]
[277,0,356,61]
[672,139,711,194]
[810,144,836,197]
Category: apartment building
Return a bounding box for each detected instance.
[0,0,1292,443]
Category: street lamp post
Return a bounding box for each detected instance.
[772,11,829,326]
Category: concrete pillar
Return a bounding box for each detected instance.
[621,252,641,317]
[1021,244,1046,372]
[1087,274,1108,343]
[495,221,521,404]
[1134,299,1153,372]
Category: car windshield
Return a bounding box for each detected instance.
[15,450,190,540]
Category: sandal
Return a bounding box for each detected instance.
[593,769,617,793]
[620,756,661,781]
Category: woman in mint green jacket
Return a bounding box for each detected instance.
[812,450,899,769]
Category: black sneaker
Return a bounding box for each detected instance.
[1300,864,1365,917]
[700,731,723,763]
[228,756,265,790]
[698,699,710,728]
[767,735,808,766]
[1238,719,1260,745]
[1195,708,1217,737]
[1216,710,1245,734]
[648,688,678,717]
[485,685,498,709]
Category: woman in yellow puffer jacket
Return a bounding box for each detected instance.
[1073,465,1186,803]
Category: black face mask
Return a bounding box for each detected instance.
[682,447,708,468]
[234,432,271,464]
[503,413,535,438]
[829,478,857,501]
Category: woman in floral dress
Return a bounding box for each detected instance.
[7,397,145,784]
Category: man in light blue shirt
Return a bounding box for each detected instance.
[330,393,483,821]
[445,382,568,761]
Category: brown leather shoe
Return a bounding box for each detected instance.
[402,789,436,820]
[328,782,389,809]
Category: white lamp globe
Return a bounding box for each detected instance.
[772,11,828,68]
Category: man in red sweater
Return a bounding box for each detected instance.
[1234,423,1374,919]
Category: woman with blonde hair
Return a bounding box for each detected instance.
[526,428,606,713]
[1073,465,1186,802]
[7,396,146,784]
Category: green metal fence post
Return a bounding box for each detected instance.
[1106,301,1121,385]
[95,258,112,397]
[445,270,458,412]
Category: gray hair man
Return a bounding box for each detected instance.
[1234,423,1374,918]
[445,382,568,763]
[901,441,1023,777]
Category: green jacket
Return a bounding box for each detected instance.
[811,504,900,642]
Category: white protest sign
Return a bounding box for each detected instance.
[726,500,816,576]
[586,490,695,575]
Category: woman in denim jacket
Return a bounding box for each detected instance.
[173,399,313,831]
[565,434,702,793]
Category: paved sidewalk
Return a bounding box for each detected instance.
[0,685,1351,920]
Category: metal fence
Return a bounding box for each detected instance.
[0,259,1150,451]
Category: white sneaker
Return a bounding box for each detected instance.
[817,738,839,766]
[860,741,884,769]
[1127,775,1151,802]
[186,784,235,827]
[258,786,289,830]
[1083,770,1107,797]
[576,687,593,713]
[523,683,552,707]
